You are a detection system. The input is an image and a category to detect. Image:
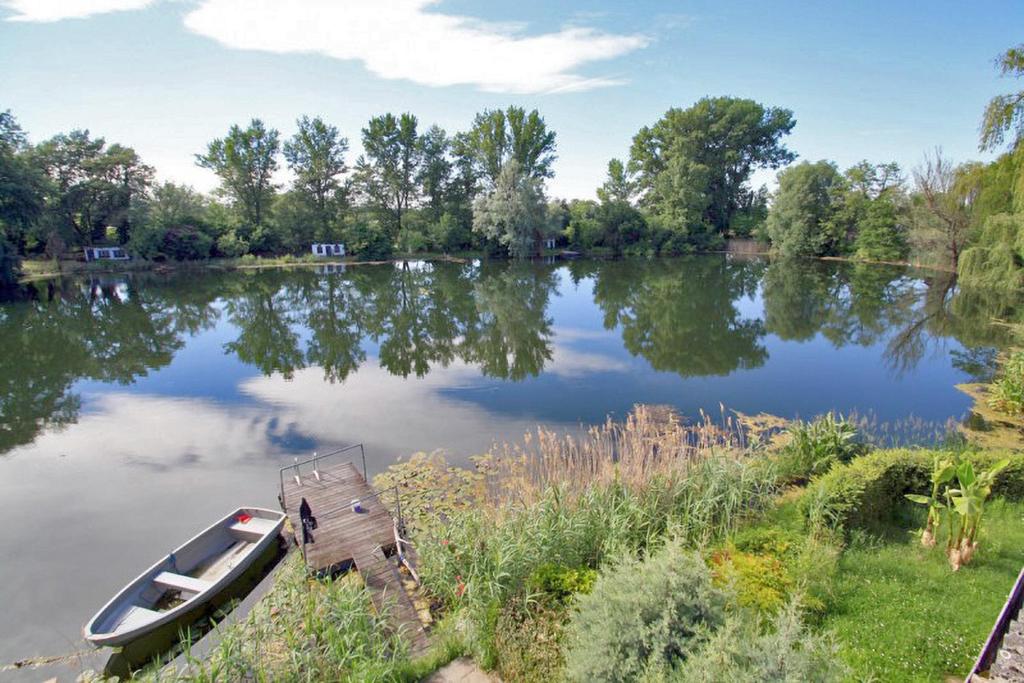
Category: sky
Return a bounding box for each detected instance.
[1,0,1021,199]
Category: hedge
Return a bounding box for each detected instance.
[800,449,1024,532]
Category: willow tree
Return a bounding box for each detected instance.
[980,44,1024,152]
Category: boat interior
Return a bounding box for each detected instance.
[90,510,281,638]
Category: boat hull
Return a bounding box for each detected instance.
[84,507,285,648]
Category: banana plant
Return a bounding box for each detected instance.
[905,454,958,548]
[945,459,1009,569]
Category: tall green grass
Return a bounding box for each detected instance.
[417,452,777,667]
[143,555,416,682]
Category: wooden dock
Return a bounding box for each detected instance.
[280,456,429,653]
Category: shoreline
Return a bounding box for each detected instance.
[16,249,956,284]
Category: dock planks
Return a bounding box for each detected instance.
[280,460,429,653]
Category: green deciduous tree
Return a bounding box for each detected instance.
[765,160,842,258]
[462,106,556,187]
[196,119,280,245]
[629,97,795,237]
[129,182,215,260]
[416,124,452,224]
[823,161,908,261]
[33,129,153,248]
[0,110,44,283]
[355,113,420,238]
[472,160,548,258]
[596,158,632,205]
[852,197,907,261]
[283,115,348,240]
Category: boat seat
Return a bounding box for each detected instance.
[153,571,213,595]
[228,517,278,542]
[115,605,160,631]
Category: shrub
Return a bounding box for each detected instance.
[346,218,393,260]
[775,412,865,485]
[710,548,792,613]
[215,229,249,258]
[730,526,797,558]
[564,541,727,682]
[801,448,1024,534]
[528,564,597,602]
[665,602,847,682]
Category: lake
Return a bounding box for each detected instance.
[0,255,1019,668]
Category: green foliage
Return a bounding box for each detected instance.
[728,186,769,238]
[775,412,864,485]
[980,43,1024,151]
[429,211,472,253]
[32,128,153,246]
[282,115,348,237]
[472,159,548,258]
[0,110,44,259]
[852,195,908,261]
[346,216,393,259]
[664,603,847,683]
[355,112,421,237]
[801,448,1024,534]
[989,349,1024,415]
[597,158,632,204]
[417,456,774,665]
[710,547,792,613]
[958,212,1024,290]
[167,554,413,682]
[765,160,843,257]
[629,96,795,236]
[0,237,19,287]
[196,119,280,234]
[564,542,727,682]
[461,106,557,186]
[528,564,597,602]
[129,182,218,260]
[214,229,249,258]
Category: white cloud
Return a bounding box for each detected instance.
[2,0,155,22]
[183,0,649,94]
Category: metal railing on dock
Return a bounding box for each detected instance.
[278,443,367,509]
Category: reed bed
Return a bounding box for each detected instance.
[475,404,757,508]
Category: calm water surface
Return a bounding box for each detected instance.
[0,255,1019,666]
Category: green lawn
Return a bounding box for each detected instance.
[823,500,1024,681]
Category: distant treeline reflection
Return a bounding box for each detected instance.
[1,257,1020,455]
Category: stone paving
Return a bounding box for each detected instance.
[425,657,501,683]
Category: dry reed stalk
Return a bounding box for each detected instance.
[477,404,751,507]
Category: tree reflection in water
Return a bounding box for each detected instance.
[1,257,1020,456]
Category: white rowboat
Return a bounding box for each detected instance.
[83,507,285,647]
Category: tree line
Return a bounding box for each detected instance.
[0,105,562,284]
[1,41,1022,289]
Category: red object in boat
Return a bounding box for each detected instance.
[236,513,252,524]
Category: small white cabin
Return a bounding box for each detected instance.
[542,238,557,250]
[84,246,129,261]
[311,243,345,257]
